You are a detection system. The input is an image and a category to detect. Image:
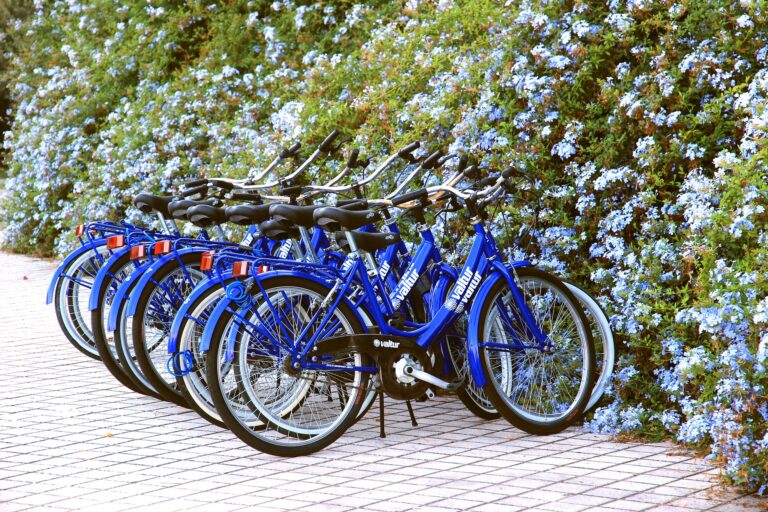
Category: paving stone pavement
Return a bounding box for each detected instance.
[0,251,763,512]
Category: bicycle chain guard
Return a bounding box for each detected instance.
[311,334,432,400]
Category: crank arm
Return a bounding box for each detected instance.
[404,366,463,391]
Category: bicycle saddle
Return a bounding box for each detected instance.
[225,204,272,226]
[133,193,175,217]
[313,207,381,231]
[186,205,228,228]
[269,204,323,229]
[335,231,401,252]
[259,218,300,240]
[168,199,223,220]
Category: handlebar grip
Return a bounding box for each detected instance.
[183,178,208,188]
[421,149,443,170]
[279,142,301,158]
[231,191,262,202]
[180,184,208,198]
[280,185,304,196]
[397,141,420,158]
[346,148,360,168]
[208,179,235,191]
[318,129,340,152]
[336,199,369,209]
[464,164,479,179]
[477,176,498,188]
[391,188,428,206]
[457,155,468,173]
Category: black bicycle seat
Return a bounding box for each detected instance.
[225,204,272,226]
[133,193,175,217]
[168,199,223,220]
[313,207,381,231]
[335,231,401,252]
[259,218,300,240]
[269,204,323,229]
[187,205,228,228]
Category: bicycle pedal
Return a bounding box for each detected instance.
[444,378,464,392]
[415,388,436,402]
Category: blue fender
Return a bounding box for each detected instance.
[199,269,369,354]
[125,247,207,319]
[167,271,233,354]
[466,261,533,388]
[105,259,154,333]
[88,247,134,311]
[46,239,108,304]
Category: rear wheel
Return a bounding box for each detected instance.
[206,276,372,456]
[476,267,595,435]
[174,282,234,428]
[90,252,149,395]
[132,253,205,407]
[55,244,109,360]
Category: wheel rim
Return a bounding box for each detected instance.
[140,267,205,387]
[58,248,107,356]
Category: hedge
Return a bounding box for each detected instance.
[2,0,768,492]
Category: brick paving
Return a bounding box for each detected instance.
[0,251,763,512]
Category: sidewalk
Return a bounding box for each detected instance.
[0,251,762,512]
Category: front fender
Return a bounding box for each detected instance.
[167,271,233,354]
[199,269,368,354]
[466,261,533,388]
[46,240,108,304]
[88,247,133,311]
[125,247,206,319]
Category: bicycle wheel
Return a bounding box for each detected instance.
[206,276,372,456]
[90,252,150,394]
[132,253,205,407]
[475,267,595,435]
[565,282,615,414]
[54,244,110,360]
[175,281,233,427]
[112,283,164,399]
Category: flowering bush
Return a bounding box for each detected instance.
[3,0,768,492]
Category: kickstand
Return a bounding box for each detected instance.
[405,400,418,427]
[378,392,386,438]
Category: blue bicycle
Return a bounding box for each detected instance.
[201,170,596,455]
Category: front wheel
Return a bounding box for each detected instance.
[475,267,595,435]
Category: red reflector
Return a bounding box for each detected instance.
[75,225,85,237]
[130,245,146,260]
[232,261,250,277]
[200,251,215,271]
[106,235,125,249]
[257,265,269,274]
[154,240,172,255]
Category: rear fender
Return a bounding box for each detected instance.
[46,240,108,304]
[105,260,154,333]
[125,247,206,319]
[88,247,133,311]
[167,272,233,354]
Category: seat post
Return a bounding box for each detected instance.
[213,225,227,241]
[156,212,179,235]
[298,226,319,263]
